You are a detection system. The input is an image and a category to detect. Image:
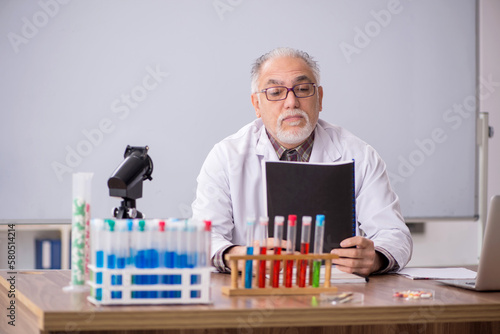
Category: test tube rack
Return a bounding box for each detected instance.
[87,265,212,305]
[221,253,339,296]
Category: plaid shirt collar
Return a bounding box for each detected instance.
[266,129,315,162]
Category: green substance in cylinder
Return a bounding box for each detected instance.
[71,197,87,285]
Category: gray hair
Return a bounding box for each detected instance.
[250,47,320,93]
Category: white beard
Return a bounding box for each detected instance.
[275,109,314,146]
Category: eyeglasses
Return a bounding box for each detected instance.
[259,83,317,101]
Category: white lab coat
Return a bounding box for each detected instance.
[192,118,412,270]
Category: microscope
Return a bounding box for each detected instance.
[107,145,153,219]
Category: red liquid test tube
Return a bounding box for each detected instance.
[258,217,268,288]
[285,215,297,288]
[298,216,312,287]
[272,216,284,288]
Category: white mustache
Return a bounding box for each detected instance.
[277,109,308,125]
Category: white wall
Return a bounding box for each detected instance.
[408,0,500,267]
[0,0,478,222]
[0,1,496,268]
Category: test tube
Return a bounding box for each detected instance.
[189,220,202,298]
[203,220,212,267]
[187,220,197,269]
[92,219,104,301]
[285,215,297,288]
[135,220,147,298]
[312,215,325,288]
[165,219,178,298]
[158,220,166,268]
[258,217,269,288]
[92,219,105,273]
[104,219,116,270]
[196,220,205,268]
[115,219,128,299]
[298,216,312,287]
[177,220,188,269]
[147,220,160,298]
[147,220,160,268]
[116,220,127,270]
[272,216,284,288]
[127,220,136,298]
[158,220,168,298]
[173,219,186,298]
[104,219,118,299]
[166,219,176,268]
[244,217,255,289]
[126,220,135,267]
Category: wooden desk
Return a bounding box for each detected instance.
[1,270,499,334]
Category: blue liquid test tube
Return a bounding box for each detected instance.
[173,219,185,298]
[177,220,188,269]
[187,221,198,269]
[135,220,147,298]
[93,219,105,276]
[92,219,104,301]
[158,220,166,267]
[203,220,212,268]
[245,217,255,289]
[116,220,128,270]
[127,220,136,299]
[105,219,121,299]
[165,219,176,298]
[147,219,160,298]
[158,220,167,298]
[127,219,135,267]
[196,220,206,269]
[166,219,177,270]
[115,219,128,299]
[188,220,200,298]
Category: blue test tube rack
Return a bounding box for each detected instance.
[87,265,212,305]
[87,218,212,306]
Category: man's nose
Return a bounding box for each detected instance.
[283,89,300,109]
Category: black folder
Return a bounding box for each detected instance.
[264,160,356,252]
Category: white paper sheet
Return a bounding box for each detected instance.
[397,267,477,280]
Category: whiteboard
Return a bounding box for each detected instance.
[0,0,477,221]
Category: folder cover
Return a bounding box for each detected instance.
[263,160,356,252]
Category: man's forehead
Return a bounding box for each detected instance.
[259,57,315,86]
[265,75,312,86]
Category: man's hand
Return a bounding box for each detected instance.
[330,236,384,276]
[224,245,247,271]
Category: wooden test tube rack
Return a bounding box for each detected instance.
[221,253,339,296]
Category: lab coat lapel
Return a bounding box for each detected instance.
[255,124,280,162]
[310,123,342,163]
